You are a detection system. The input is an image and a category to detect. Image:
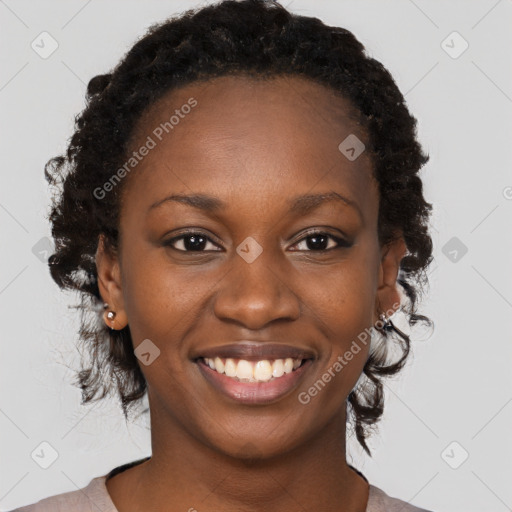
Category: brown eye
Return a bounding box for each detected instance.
[291,231,352,252]
[164,232,222,252]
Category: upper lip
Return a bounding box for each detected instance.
[193,342,316,361]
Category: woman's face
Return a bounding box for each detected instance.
[97,74,405,458]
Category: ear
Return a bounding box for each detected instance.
[374,231,407,323]
[95,234,128,330]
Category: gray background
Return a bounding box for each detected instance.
[1,0,511,511]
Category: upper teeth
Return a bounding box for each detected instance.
[204,357,302,382]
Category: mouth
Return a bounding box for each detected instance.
[200,356,307,382]
[193,342,316,404]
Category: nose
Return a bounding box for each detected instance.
[212,249,301,330]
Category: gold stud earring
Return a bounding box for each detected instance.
[103,302,117,330]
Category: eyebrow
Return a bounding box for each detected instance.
[148,191,361,218]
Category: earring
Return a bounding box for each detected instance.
[103,302,117,330]
[377,312,409,341]
[378,312,393,332]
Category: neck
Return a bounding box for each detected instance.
[107,402,369,512]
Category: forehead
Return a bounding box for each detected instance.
[121,74,377,224]
[130,74,368,156]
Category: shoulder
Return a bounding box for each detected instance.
[9,456,150,512]
[8,475,116,512]
[367,484,434,512]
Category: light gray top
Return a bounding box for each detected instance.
[11,472,433,512]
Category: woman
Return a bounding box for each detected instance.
[13,0,435,510]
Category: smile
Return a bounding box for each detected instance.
[196,356,314,404]
[202,356,304,382]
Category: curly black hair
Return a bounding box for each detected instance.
[45,0,434,456]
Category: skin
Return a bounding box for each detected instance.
[96,74,406,512]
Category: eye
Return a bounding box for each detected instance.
[164,229,351,253]
[290,230,351,252]
[164,231,222,252]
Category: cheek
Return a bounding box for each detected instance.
[306,257,377,341]
[322,271,375,358]
[120,246,228,370]
[301,257,377,396]
[119,256,205,405]
[120,242,194,326]
[296,269,374,413]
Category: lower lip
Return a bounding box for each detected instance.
[196,358,313,405]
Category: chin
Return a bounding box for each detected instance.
[198,418,310,462]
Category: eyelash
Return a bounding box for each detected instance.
[164,229,351,253]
